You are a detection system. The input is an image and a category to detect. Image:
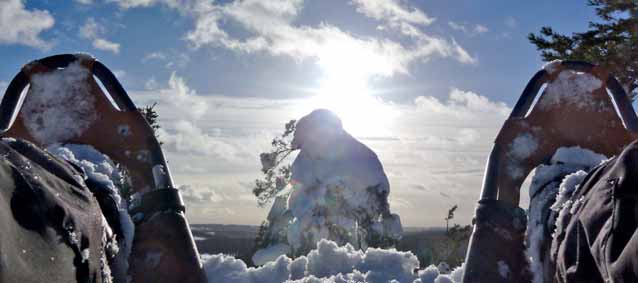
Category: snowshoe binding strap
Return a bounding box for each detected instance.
[463,61,638,283]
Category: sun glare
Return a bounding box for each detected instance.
[296,40,397,137]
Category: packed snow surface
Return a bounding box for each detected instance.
[203,239,463,283]
[526,146,607,283]
[24,61,97,145]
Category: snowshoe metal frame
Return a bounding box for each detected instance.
[1,54,206,283]
[463,61,638,283]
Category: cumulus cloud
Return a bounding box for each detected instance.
[0,0,54,49]
[413,88,509,122]
[80,18,121,54]
[110,0,476,76]
[179,184,225,204]
[158,120,242,160]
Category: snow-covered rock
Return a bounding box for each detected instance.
[203,239,463,283]
[260,109,402,257]
[255,109,403,263]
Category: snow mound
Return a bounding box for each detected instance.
[260,110,402,257]
[24,61,97,145]
[203,239,463,283]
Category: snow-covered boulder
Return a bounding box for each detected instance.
[258,109,402,258]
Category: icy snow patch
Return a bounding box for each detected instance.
[24,61,97,145]
[203,239,464,283]
[538,70,603,110]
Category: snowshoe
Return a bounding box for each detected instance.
[462,61,638,283]
[0,54,206,282]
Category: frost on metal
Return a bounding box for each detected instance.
[203,239,464,283]
[23,62,97,145]
[538,70,604,111]
[526,146,607,283]
[507,132,538,179]
[509,133,538,160]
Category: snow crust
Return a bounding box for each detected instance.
[203,239,463,283]
[47,143,134,282]
[538,70,604,111]
[24,61,97,145]
[526,146,607,283]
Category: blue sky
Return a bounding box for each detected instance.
[0,0,600,226]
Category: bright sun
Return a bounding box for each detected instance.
[296,40,397,137]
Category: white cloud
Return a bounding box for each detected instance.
[107,0,185,9]
[111,0,476,77]
[474,24,488,34]
[351,0,434,26]
[414,88,509,120]
[80,18,121,54]
[0,0,54,49]
[448,21,488,35]
[142,50,190,68]
[144,77,159,90]
[179,184,225,204]
[93,38,121,53]
[75,0,94,5]
[143,51,167,61]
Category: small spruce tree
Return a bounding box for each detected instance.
[528,0,638,97]
[253,120,296,206]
